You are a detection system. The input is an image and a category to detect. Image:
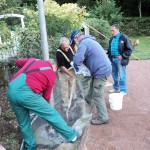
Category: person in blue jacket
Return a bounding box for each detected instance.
[70,30,112,125]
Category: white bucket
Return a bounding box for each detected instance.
[109,93,123,110]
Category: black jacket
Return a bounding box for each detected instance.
[107,32,133,66]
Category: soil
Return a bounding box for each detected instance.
[0,88,21,150]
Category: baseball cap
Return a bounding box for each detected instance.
[70,29,81,44]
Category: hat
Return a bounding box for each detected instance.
[70,29,81,44]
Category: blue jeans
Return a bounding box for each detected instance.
[112,58,127,93]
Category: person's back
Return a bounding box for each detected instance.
[74,35,112,78]
[10,58,56,102]
[71,30,111,125]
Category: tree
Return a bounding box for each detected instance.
[89,0,123,25]
[138,0,142,17]
[115,0,150,17]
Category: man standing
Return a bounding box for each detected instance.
[71,30,112,125]
[56,37,76,107]
[7,58,78,150]
[107,24,132,95]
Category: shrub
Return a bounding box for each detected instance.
[121,17,150,36]
[85,18,111,48]
[89,0,123,25]
[18,1,88,59]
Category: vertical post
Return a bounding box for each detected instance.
[21,17,25,29]
[82,22,90,35]
[37,0,49,60]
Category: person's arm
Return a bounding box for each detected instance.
[43,74,56,102]
[43,85,52,102]
[60,66,74,78]
[73,43,86,66]
[121,35,133,59]
[56,51,74,78]
[16,58,29,68]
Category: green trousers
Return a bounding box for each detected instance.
[85,77,109,121]
[7,73,77,150]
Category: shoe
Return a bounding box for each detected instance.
[91,118,109,125]
[120,92,127,96]
[71,135,77,142]
[109,89,120,93]
[71,130,82,143]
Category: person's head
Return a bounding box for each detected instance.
[70,30,84,45]
[110,24,120,36]
[60,37,70,52]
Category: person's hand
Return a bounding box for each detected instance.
[74,45,78,52]
[70,74,75,79]
[52,65,57,72]
[118,56,123,60]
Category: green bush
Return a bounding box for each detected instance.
[0,22,16,59]
[85,18,111,49]
[121,17,150,36]
[44,1,88,36]
[15,8,42,58]
[89,0,123,25]
[17,1,88,59]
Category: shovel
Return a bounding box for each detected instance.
[66,78,76,120]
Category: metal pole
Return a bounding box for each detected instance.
[37,0,49,60]
[21,17,25,29]
[82,22,90,35]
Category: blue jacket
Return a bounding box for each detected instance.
[73,35,112,78]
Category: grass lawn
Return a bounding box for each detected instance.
[130,36,150,60]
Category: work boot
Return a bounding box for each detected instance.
[91,118,109,125]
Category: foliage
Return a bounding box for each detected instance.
[0,22,11,42]
[76,0,95,10]
[89,0,123,25]
[55,0,150,17]
[13,8,42,58]
[121,17,150,36]
[130,36,150,60]
[17,28,42,58]
[0,0,88,59]
[44,1,88,36]
[115,0,150,17]
[85,18,111,48]
[0,22,17,59]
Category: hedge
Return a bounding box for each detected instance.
[121,17,150,36]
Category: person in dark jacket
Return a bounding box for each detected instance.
[7,58,78,150]
[107,24,132,95]
[71,30,112,125]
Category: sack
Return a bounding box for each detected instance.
[70,62,91,76]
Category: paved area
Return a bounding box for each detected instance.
[79,60,150,150]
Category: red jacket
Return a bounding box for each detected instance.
[10,58,56,102]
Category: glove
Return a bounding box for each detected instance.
[70,62,91,76]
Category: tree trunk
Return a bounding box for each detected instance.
[138,0,142,18]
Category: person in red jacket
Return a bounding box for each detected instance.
[7,58,78,150]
